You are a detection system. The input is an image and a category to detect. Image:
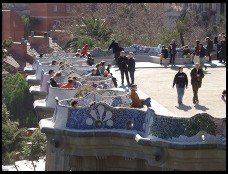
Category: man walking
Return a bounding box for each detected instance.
[172,67,188,105]
[190,63,204,104]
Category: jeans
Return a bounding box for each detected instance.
[199,56,205,69]
[176,84,185,104]
[143,97,151,107]
[170,54,176,64]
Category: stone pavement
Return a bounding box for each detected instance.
[112,60,226,118]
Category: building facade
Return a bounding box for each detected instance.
[2,10,24,42]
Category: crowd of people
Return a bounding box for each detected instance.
[45,32,225,109]
[159,33,226,66]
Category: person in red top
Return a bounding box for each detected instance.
[60,79,75,89]
[81,44,89,56]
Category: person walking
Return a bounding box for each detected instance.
[130,84,151,108]
[160,45,168,65]
[190,63,204,104]
[108,40,124,64]
[168,39,177,65]
[127,52,136,85]
[199,43,207,70]
[205,37,214,63]
[117,51,131,86]
[172,67,188,105]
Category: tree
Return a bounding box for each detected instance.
[80,16,112,42]
[2,39,13,59]
[21,15,30,39]
[22,129,47,171]
[2,73,37,126]
[2,102,28,168]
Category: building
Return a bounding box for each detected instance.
[2,3,30,16]
[29,3,86,36]
[2,10,24,42]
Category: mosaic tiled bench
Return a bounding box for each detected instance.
[59,90,132,108]
[26,63,60,86]
[34,85,129,120]
[40,105,226,171]
[61,65,95,76]
[44,99,226,145]
[25,57,88,74]
[29,70,116,101]
[29,70,50,100]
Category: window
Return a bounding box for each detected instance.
[66,5,70,13]
[53,20,60,26]
[53,5,57,12]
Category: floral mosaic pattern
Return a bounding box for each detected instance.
[66,103,147,134]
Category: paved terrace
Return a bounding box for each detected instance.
[112,60,226,118]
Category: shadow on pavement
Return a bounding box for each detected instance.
[194,104,209,111]
[175,104,192,111]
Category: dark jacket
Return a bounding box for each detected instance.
[168,43,177,54]
[190,68,204,88]
[128,57,135,72]
[95,69,101,76]
[161,48,169,58]
[182,48,191,56]
[199,46,206,57]
[50,78,58,87]
[206,39,213,53]
[117,56,129,70]
[108,41,121,53]
[173,72,188,88]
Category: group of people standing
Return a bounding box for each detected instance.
[159,33,226,67]
[108,40,136,86]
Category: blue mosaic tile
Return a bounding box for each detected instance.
[66,103,146,134]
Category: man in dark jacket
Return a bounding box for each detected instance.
[190,63,204,104]
[168,39,177,65]
[117,51,130,86]
[127,52,136,85]
[172,67,188,105]
[108,40,123,64]
[205,37,213,63]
